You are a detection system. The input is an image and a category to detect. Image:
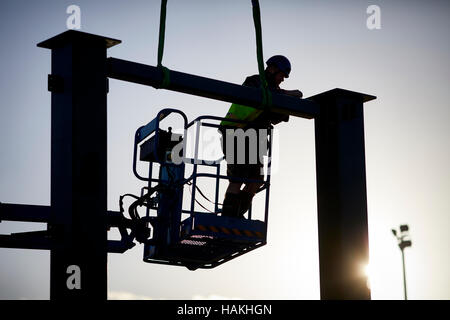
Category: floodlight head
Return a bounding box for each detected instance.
[400,225,409,232]
[400,240,412,250]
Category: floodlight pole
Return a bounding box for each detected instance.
[392,225,411,300]
[401,248,407,300]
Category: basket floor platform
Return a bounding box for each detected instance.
[143,213,266,270]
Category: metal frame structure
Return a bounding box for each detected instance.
[0,30,376,300]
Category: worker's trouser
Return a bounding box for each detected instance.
[219,126,269,218]
[221,190,254,218]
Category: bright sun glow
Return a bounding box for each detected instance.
[362,263,371,290]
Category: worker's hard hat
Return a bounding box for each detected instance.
[266,55,291,78]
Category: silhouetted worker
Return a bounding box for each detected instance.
[219,55,303,218]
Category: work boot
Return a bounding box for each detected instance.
[237,190,254,218]
[221,192,241,218]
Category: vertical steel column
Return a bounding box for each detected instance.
[310,88,375,300]
[38,31,120,300]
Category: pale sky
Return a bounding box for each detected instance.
[0,0,449,300]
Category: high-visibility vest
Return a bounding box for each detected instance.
[220,103,263,128]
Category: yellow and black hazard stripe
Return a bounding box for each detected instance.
[196,224,264,238]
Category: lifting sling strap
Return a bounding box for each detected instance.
[251,0,272,109]
[156,0,272,111]
[156,0,171,88]
[220,0,273,127]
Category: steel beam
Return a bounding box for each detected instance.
[0,202,135,253]
[0,231,51,250]
[107,57,319,119]
[0,203,50,223]
[310,88,375,299]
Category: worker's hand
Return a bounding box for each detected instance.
[269,112,289,124]
[283,89,303,98]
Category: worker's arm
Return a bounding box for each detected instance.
[281,89,303,98]
[268,89,303,124]
[242,75,301,125]
[268,112,289,125]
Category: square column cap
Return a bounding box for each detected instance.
[307,88,376,103]
[37,30,121,49]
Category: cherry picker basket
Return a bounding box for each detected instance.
[131,108,273,270]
